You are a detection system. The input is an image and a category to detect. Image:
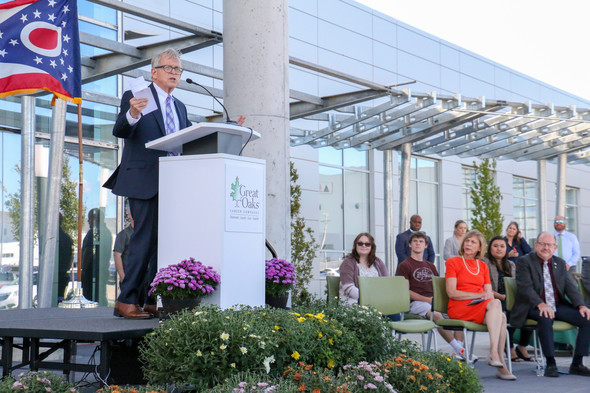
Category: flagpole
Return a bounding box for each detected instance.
[59,103,97,308]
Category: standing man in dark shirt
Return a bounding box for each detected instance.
[396,231,466,357]
[511,232,590,377]
[113,208,137,303]
[395,215,435,263]
[103,48,191,319]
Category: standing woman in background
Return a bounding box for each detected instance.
[443,220,467,261]
[504,221,531,263]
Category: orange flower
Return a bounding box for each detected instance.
[395,356,404,362]
[313,389,321,393]
[434,373,443,379]
[305,364,313,371]
[298,383,306,391]
[420,364,429,370]
[410,375,416,381]
[284,369,292,375]
[294,372,303,381]
[420,385,428,391]
[395,363,402,367]
[412,360,420,366]
[427,373,434,380]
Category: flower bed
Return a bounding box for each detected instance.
[138,301,482,393]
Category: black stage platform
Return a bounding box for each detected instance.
[0,307,159,379]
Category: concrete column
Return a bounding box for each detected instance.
[223,0,290,259]
[38,98,67,308]
[19,96,36,309]
[556,153,566,217]
[383,150,394,273]
[398,144,411,232]
[537,160,547,232]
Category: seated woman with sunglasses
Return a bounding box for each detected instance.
[339,232,388,305]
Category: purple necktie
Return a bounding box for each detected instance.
[165,95,175,135]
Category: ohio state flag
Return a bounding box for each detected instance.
[0,0,81,103]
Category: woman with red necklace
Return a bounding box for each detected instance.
[445,230,516,380]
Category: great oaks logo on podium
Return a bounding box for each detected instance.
[225,164,264,233]
[229,176,260,209]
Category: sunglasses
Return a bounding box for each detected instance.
[554,220,565,224]
[356,242,372,247]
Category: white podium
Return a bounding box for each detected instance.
[148,123,266,308]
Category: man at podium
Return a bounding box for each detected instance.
[104,48,191,318]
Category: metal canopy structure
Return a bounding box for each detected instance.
[290,90,590,165]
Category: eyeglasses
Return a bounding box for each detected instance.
[554,220,565,224]
[154,65,183,75]
[536,242,556,249]
[356,242,372,247]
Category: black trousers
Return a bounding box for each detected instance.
[118,195,158,305]
[527,303,590,357]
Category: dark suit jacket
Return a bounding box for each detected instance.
[582,259,590,303]
[511,252,585,328]
[103,84,191,199]
[395,229,435,263]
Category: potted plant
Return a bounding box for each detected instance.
[149,257,221,314]
[265,258,296,308]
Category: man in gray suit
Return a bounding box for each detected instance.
[511,232,590,377]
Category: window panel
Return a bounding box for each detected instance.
[319,166,344,251]
[343,149,367,170]
[343,170,369,249]
[318,147,342,166]
[512,176,537,241]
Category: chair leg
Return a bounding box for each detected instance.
[505,328,512,373]
[421,333,425,350]
[469,330,478,364]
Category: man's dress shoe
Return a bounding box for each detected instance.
[114,302,151,319]
[544,364,559,377]
[569,364,590,377]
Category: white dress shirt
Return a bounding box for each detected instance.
[553,230,580,267]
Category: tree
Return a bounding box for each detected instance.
[5,156,83,245]
[469,158,503,241]
[290,162,318,305]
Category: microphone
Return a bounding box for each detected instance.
[185,78,235,124]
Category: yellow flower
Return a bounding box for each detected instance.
[446,357,451,362]
[274,325,280,331]
[328,359,335,368]
[318,332,323,338]
[230,363,236,368]
[328,338,334,345]
[220,344,227,350]
[220,332,230,341]
[291,351,301,360]
[297,317,306,322]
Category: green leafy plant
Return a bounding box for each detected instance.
[418,351,482,393]
[470,158,503,240]
[139,305,363,389]
[290,162,318,305]
[0,371,79,393]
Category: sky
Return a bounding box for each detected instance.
[356,0,590,101]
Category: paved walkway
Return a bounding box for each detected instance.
[417,331,590,393]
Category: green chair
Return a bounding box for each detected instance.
[432,276,511,369]
[575,276,589,304]
[504,277,575,373]
[358,276,436,350]
[326,275,340,303]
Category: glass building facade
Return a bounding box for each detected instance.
[2,0,590,305]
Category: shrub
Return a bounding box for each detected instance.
[295,300,410,361]
[139,305,363,389]
[418,352,482,393]
[0,371,78,393]
[208,372,298,393]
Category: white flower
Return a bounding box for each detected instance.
[259,341,266,349]
[196,350,202,357]
[263,355,275,374]
[220,344,227,350]
[239,347,248,355]
[230,363,236,368]
[220,332,230,341]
